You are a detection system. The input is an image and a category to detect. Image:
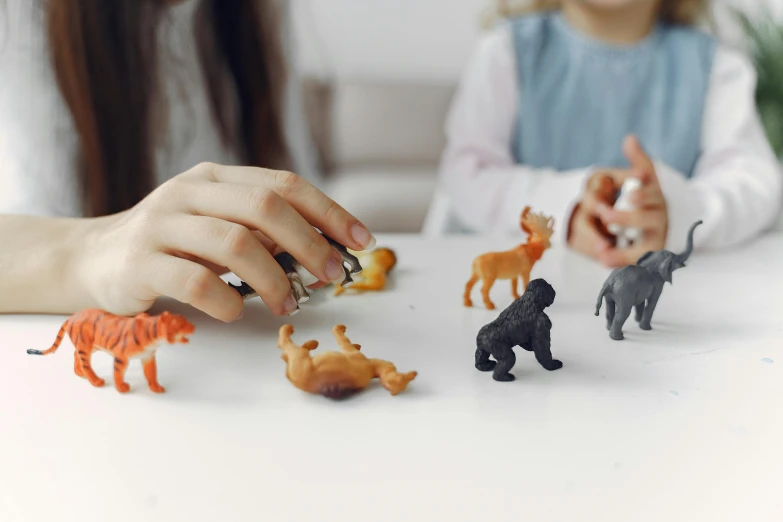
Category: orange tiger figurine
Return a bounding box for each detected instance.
[26,309,194,394]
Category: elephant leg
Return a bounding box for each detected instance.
[635,301,646,323]
[609,302,632,341]
[639,288,663,331]
[605,297,616,330]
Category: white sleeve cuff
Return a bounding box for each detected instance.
[655,161,705,253]
[500,166,594,245]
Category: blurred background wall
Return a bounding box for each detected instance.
[287,0,783,233]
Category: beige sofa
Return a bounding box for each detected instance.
[302,79,455,233]
[302,78,783,235]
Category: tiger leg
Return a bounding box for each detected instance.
[73,351,85,378]
[142,355,165,393]
[76,344,104,387]
[113,357,131,393]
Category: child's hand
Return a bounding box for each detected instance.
[567,201,612,261]
[77,163,374,322]
[594,136,669,267]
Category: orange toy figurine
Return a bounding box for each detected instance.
[464,206,555,310]
[277,324,417,399]
[334,247,397,296]
[586,172,621,244]
[26,309,194,394]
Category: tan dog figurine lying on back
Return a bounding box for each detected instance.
[277,324,417,399]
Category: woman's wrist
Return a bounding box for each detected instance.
[0,214,105,314]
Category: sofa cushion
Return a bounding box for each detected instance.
[323,167,438,233]
[302,78,454,173]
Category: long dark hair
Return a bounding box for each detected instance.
[46,0,290,217]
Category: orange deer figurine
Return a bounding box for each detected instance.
[464,207,555,310]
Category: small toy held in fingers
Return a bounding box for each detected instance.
[464,206,554,310]
[475,278,561,382]
[229,232,363,312]
[26,309,194,393]
[278,324,417,399]
[588,172,620,241]
[595,220,702,340]
[607,178,643,248]
[334,247,397,296]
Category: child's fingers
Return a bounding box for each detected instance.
[598,236,663,268]
[630,184,666,209]
[569,210,611,259]
[597,206,666,230]
[580,190,606,216]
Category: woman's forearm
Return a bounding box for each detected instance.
[0,214,105,314]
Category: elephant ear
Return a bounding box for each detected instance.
[661,257,674,283]
[636,251,655,265]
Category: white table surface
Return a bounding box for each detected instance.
[1,233,782,522]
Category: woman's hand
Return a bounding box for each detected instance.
[77,163,376,322]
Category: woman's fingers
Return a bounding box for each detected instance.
[183,182,346,285]
[199,163,376,251]
[156,214,298,316]
[142,253,244,322]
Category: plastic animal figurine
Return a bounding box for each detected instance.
[464,206,554,310]
[588,172,619,241]
[26,309,194,393]
[608,178,642,248]
[595,220,703,340]
[334,247,397,296]
[475,278,561,382]
[277,324,417,399]
[229,233,363,312]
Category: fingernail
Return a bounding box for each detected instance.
[325,256,344,282]
[283,293,298,315]
[236,310,244,320]
[351,224,376,249]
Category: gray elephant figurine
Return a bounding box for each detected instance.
[595,220,702,340]
[228,233,363,313]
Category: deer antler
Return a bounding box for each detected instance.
[519,206,532,236]
[521,209,555,240]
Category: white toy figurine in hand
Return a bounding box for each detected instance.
[608,177,642,249]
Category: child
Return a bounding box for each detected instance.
[432,0,782,266]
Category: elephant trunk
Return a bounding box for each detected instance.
[675,220,703,264]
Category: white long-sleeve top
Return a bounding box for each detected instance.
[437,24,783,252]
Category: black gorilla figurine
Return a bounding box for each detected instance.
[475,278,562,382]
